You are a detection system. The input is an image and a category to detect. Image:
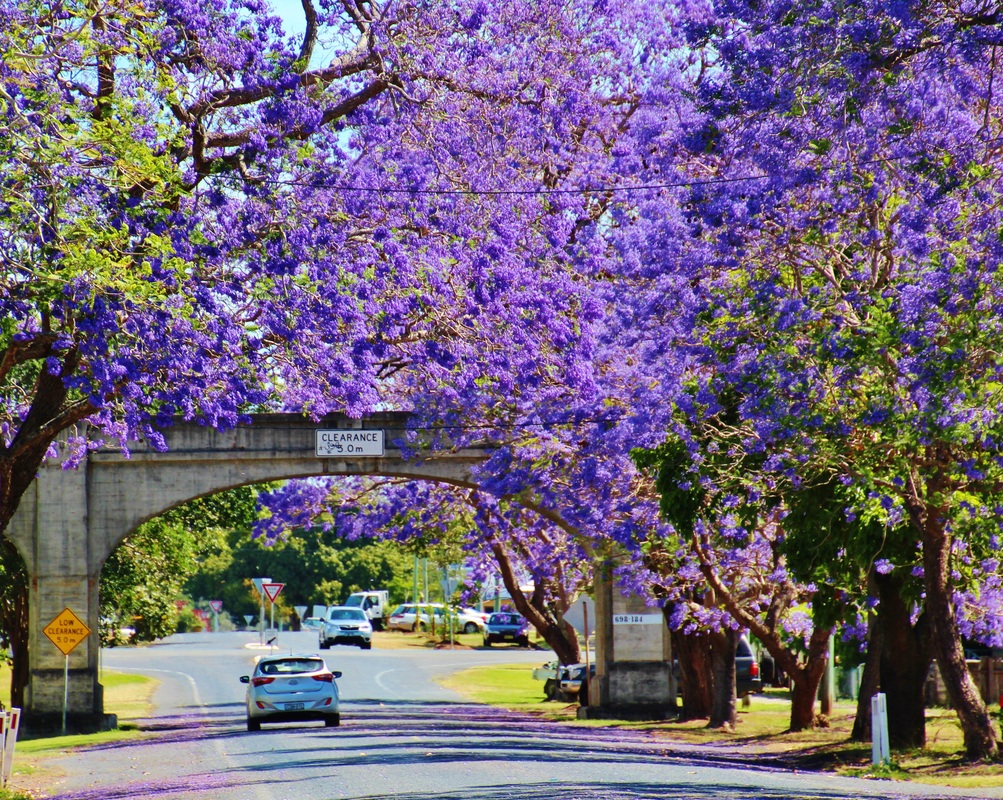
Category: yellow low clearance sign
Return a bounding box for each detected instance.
[43,608,91,656]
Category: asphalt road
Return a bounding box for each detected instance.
[37,631,1002,800]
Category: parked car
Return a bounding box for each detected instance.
[483,612,531,647]
[455,607,487,634]
[532,659,567,700]
[319,606,372,650]
[672,635,762,697]
[300,617,324,631]
[559,662,596,705]
[241,654,341,731]
[387,603,445,632]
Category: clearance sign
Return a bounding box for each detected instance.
[43,608,91,656]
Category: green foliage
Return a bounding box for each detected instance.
[632,440,705,538]
[173,606,205,634]
[101,482,430,637]
[100,487,260,642]
[100,518,200,642]
[0,788,36,800]
[185,527,416,623]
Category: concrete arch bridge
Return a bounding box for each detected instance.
[6,412,490,731]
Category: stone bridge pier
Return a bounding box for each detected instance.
[6,413,486,733]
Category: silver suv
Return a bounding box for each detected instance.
[319,606,372,650]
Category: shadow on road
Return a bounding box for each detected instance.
[59,699,930,800]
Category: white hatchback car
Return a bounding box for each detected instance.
[241,654,341,731]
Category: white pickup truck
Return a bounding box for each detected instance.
[343,590,390,631]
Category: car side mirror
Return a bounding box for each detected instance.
[332,671,343,679]
[240,675,250,683]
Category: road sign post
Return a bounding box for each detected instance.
[42,608,91,735]
[251,578,271,644]
[210,600,223,632]
[262,583,284,633]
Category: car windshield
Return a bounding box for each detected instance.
[329,609,366,621]
[489,614,520,624]
[343,596,363,607]
[258,658,324,675]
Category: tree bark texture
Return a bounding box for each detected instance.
[851,609,883,743]
[0,538,29,709]
[708,628,738,730]
[876,571,931,749]
[672,628,712,720]
[786,626,832,732]
[922,513,999,761]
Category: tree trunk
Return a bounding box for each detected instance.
[672,629,712,720]
[851,609,883,743]
[876,571,931,749]
[785,626,831,732]
[922,513,999,761]
[0,538,29,709]
[487,539,580,665]
[708,628,738,730]
[694,547,831,732]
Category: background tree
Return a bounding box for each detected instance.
[256,476,592,663]
[784,477,932,748]
[635,441,832,732]
[187,523,416,625]
[100,518,207,643]
[0,0,661,705]
[100,487,259,641]
[0,540,27,708]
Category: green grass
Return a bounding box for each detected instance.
[0,664,158,796]
[438,662,1003,789]
[97,669,156,723]
[438,663,583,723]
[374,630,488,649]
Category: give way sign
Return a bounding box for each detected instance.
[262,582,284,603]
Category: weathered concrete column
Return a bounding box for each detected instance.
[581,571,674,721]
[591,569,614,707]
[7,451,111,734]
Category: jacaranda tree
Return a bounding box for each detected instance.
[0,0,666,705]
[256,476,593,664]
[611,0,1003,760]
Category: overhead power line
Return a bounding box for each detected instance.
[256,150,978,197]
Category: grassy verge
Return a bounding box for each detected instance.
[0,661,158,798]
[373,630,487,649]
[373,628,553,651]
[438,661,1003,789]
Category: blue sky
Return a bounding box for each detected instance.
[268,0,307,34]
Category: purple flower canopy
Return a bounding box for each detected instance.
[5,0,1003,650]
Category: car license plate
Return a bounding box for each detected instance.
[285,702,305,711]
